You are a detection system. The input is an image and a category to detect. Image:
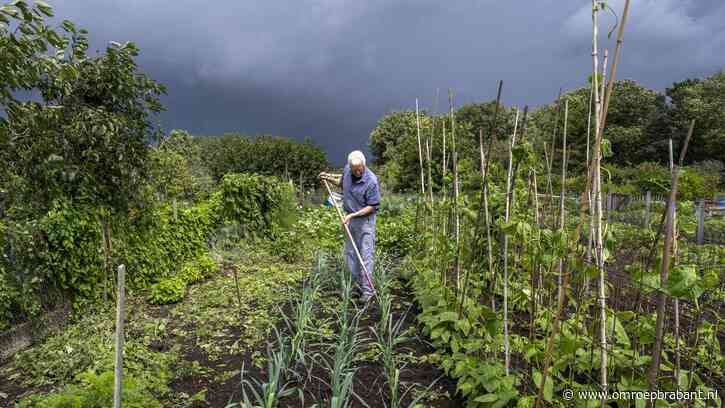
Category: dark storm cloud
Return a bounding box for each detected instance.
[49,0,725,164]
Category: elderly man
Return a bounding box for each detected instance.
[319,150,380,302]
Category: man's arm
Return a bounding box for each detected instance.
[318,172,342,187]
[343,205,374,225]
[342,179,380,224]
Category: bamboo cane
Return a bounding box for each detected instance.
[532,170,543,302]
[442,120,447,178]
[598,0,631,137]
[427,132,434,206]
[502,108,520,376]
[449,89,461,293]
[546,90,562,226]
[669,138,681,396]
[599,49,608,123]
[557,99,569,304]
[591,2,608,403]
[584,74,595,295]
[322,179,376,293]
[646,120,694,402]
[415,98,426,196]
[478,82,503,310]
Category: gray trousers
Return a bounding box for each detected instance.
[344,215,376,296]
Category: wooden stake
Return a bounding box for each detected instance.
[113,264,126,408]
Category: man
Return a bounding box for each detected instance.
[319,150,380,302]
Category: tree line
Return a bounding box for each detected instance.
[370,75,725,196]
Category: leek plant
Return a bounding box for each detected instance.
[313,266,368,408]
[281,253,324,367]
[370,311,415,408]
[229,328,299,408]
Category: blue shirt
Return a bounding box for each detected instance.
[342,164,380,215]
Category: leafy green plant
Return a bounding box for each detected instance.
[147,276,186,305]
[220,173,296,239]
[230,329,298,408]
[17,371,162,408]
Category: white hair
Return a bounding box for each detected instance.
[347,150,366,166]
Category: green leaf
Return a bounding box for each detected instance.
[666,264,702,299]
[473,394,498,403]
[34,0,53,16]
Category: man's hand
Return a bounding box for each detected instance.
[319,171,342,186]
[343,213,355,225]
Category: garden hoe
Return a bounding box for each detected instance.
[321,179,376,299]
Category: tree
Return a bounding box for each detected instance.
[666,71,725,164]
[1,2,166,307]
[195,133,328,189]
[369,111,423,165]
[531,80,659,172]
[2,27,166,215]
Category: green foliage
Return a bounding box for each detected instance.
[376,204,416,258]
[0,195,222,319]
[604,161,718,199]
[370,75,725,194]
[0,1,66,106]
[371,105,516,192]
[17,371,162,408]
[148,130,214,202]
[369,110,431,166]
[11,302,175,392]
[0,268,18,330]
[148,252,220,304]
[41,200,104,302]
[667,71,725,165]
[115,195,221,289]
[148,275,187,305]
[220,173,296,238]
[2,29,165,216]
[198,134,328,189]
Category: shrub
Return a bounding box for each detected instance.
[18,371,162,408]
[148,252,219,304]
[194,252,219,279]
[147,276,186,305]
[0,270,19,330]
[220,173,296,238]
[117,195,221,289]
[377,207,416,258]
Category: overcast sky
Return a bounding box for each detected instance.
[50,0,725,164]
